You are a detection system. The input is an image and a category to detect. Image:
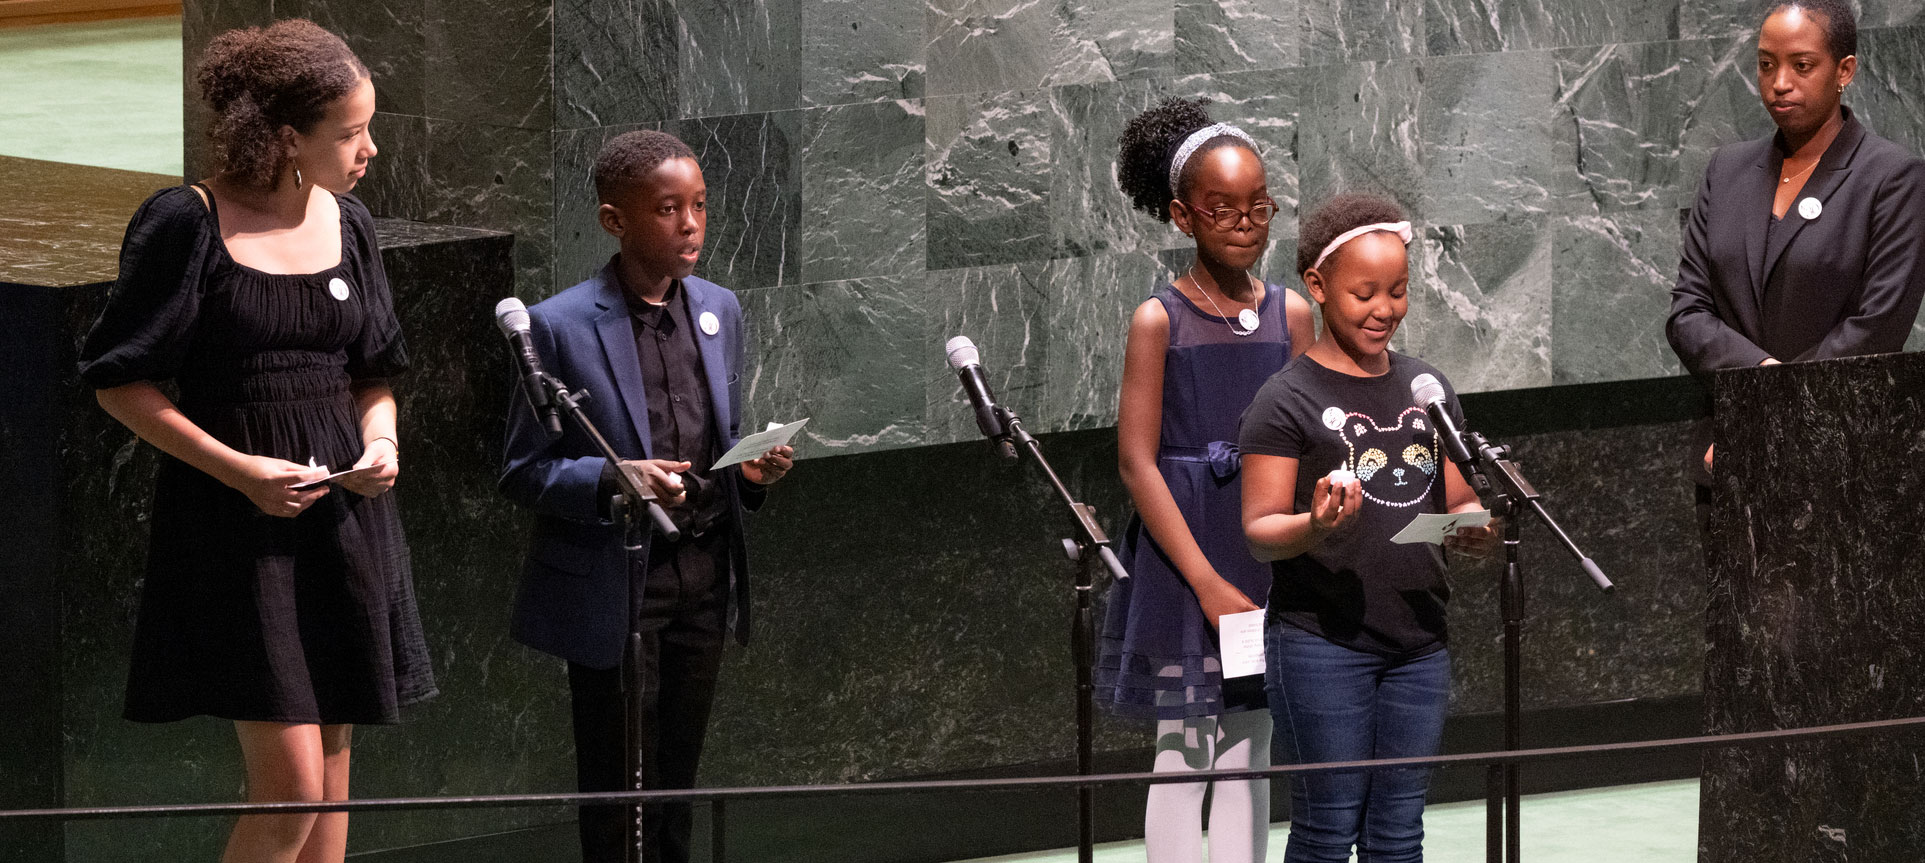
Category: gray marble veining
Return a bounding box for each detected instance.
[926,88,1054,270]
[677,0,802,117]
[1550,211,1685,384]
[801,100,927,284]
[1405,219,1553,392]
[802,0,925,105]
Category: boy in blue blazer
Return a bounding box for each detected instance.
[500,130,793,863]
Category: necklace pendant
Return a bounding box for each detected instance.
[1235,308,1260,335]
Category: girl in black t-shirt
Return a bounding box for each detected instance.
[1238,194,1498,863]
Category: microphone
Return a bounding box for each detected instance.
[494,298,563,439]
[1410,373,1479,479]
[945,336,1018,460]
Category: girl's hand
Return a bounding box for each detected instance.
[1309,475,1362,535]
[1196,578,1261,629]
[1444,517,1502,559]
[225,455,330,517]
[741,445,794,486]
[339,438,400,497]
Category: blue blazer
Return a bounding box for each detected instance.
[500,262,761,669]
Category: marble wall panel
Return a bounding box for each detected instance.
[800,100,927,284]
[1416,50,1557,224]
[280,0,428,119]
[1405,218,1554,392]
[1047,78,1175,260]
[1850,25,1925,159]
[1424,0,1678,56]
[424,120,553,293]
[1297,58,1426,221]
[739,276,932,453]
[423,0,552,129]
[1444,418,1706,714]
[801,0,925,106]
[1174,0,1297,75]
[1551,211,1686,384]
[553,0,678,129]
[677,0,803,117]
[1301,0,1425,65]
[679,110,805,290]
[925,0,1173,98]
[1552,37,1764,214]
[352,114,552,295]
[1039,252,1161,431]
[926,88,1054,270]
[926,260,1054,446]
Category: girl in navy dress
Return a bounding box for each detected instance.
[78,20,433,863]
[1238,194,1497,863]
[1097,96,1314,863]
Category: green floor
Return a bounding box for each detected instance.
[0,16,183,176]
[960,779,1698,863]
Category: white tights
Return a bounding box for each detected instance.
[1144,707,1272,863]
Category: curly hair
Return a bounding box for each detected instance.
[1763,0,1857,61]
[1297,193,1407,277]
[1115,96,1261,223]
[196,19,368,189]
[594,130,699,204]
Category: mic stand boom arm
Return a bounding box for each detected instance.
[1462,429,1609,863]
[998,407,1126,863]
[536,372,678,863]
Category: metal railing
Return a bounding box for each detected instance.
[8,715,1924,860]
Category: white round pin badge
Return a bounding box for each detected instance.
[327,277,351,301]
[1322,406,1346,430]
[1237,308,1260,332]
[699,311,720,336]
[1798,197,1823,220]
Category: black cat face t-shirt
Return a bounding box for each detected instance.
[1238,352,1463,659]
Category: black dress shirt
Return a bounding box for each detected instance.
[621,279,728,536]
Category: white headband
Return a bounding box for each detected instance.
[1309,221,1414,272]
[1167,123,1260,196]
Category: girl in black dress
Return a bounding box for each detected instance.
[78,20,434,863]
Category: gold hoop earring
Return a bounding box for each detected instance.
[293,167,304,188]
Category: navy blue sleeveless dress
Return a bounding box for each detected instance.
[78,186,437,725]
[1096,283,1292,719]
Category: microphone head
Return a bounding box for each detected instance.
[1410,373,1447,407]
[945,335,980,370]
[494,297,531,336]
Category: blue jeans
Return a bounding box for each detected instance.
[1266,622,1450,863]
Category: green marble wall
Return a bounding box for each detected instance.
[185,0,1925,457]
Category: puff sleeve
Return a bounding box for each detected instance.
[77,187,218,388]
[339,194,410,380]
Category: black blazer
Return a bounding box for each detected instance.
[1668,106,1925,374]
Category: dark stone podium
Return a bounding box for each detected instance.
[1700,351,1925,863]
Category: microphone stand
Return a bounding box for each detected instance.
[993,407,1129,863]
[1460,431,1611,863]
[536,372,679,863]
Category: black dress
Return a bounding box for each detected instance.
[79,185,436,725]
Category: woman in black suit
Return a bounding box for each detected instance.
[1668,0,1925,478]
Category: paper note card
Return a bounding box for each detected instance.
[711,418,808,471]
[1390,510,1492,545]
[1218,609,1267,679]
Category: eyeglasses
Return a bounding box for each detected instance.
[1176,198,1278,229]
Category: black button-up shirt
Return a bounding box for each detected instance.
[623,279,728,536]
